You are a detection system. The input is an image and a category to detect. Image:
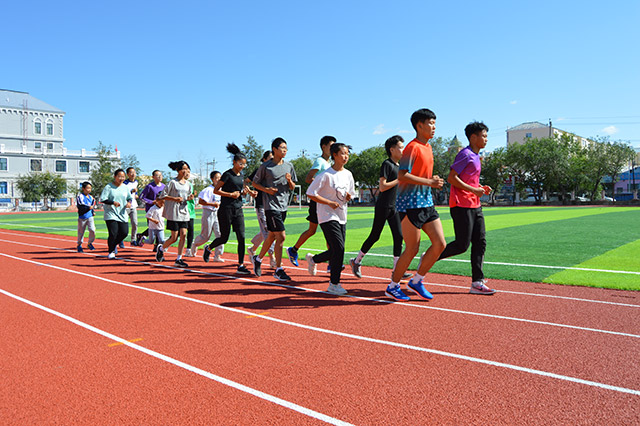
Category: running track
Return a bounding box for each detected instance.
[1,229,638,425]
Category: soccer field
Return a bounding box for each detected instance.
[1,206,639,290]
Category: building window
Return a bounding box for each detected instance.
[30,159,42,172]
[525,132,532,138]
[35,142,42,150]
[55,160,67,173]
[34,119,42,135]
[46,121,54,136]
[47,142,54,150]
[0,182,7,194]
[79,161,90,173]
[0,158,6,171]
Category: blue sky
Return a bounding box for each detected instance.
[3,0,639,175]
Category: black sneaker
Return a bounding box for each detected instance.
[236,265,251,275]
[252,255,262,277]
[203,246,212,263]
[174,258,189,268]
[155,246,164,262]
[153,244,158,253]
[77,245,84,253]
[273,269,291,282]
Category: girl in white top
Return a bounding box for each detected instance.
[305,143,356,295]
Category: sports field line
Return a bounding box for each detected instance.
[0,288,353,426]
[2,220,638,276]
[2,253,639,397]
[0,229,638,309]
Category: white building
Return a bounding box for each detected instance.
[506,121,593,148]
[0,89,119,210]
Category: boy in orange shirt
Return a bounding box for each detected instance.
[386,108,446,301]
[438,121,496,295]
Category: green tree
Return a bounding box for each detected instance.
[90,141,120,197]
[290,153,313,198]
[16,171,67,210]
[121,153,141,175]
[349,145,386,202]
[480,147,508,204]
[242,135,266,175]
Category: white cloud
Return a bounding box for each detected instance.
[510,100,518,105]
[398,129,412,134]
[602,125,619,135]
[373,124,388,135]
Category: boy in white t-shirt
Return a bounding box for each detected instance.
[145,198,166,247]
[305,143,356,295]
[192,171,225,261]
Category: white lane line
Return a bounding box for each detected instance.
[2,223,639,275]
[0,230,638,309]
[1,241,640,337]
[0,288,353,426]
[1,253,639,397]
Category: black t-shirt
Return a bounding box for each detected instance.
[220,169,245,208]
[376,158,399,209]
[248,168,264,209]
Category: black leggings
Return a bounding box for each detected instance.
[439,207,486,282]
[187,218,194,249]
[313,221,346,285]
[360,205,403,257]
[105,220,129,254]
[208,206,245,264]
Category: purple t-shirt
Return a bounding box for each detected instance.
[140,182,166,212]
[449,146,481,208]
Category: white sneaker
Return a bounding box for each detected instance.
[327,283,347,295]
[107,252,116,259]
[470,279,496,295]
[247,246,255,258]
[213,256,225,263]
[269,255,277,269]
[306,253,316,276]
[185,248,193,257]
[191,246,198,257]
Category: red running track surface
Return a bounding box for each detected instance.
[0,229,639,425]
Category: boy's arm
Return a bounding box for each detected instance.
[398,170,444,189]
[447,169,485,197]
[304,168,318,184]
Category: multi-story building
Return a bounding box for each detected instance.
[506,121,593,148]
[0,89,119,210]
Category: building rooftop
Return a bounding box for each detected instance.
[507,122,549,131]
[0,89,65,114]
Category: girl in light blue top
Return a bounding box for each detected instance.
[100,169,132,259]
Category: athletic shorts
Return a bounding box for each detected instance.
[265,210,287,232]
[305,200,318,224]
[404,206,440,229]
[166,220,189,231]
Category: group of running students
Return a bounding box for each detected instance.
[75,108,496,299]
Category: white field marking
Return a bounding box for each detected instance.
[1,229,638,309]
[1,259,639,398]
[0,289,353,426]
[0,248,638,339]
[2,222,639,276]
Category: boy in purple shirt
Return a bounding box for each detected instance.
[136,170,166,249]
[438,121,496,295]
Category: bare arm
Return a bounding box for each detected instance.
[398,170,444,189]
[305,169,318,185]
[447,169,487,197]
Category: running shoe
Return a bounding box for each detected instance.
[252,255,262,277]
[407,279,433,300]
[203,246,212,263]
[273,268,291,282]
[136,233,145,247]
[402,272,413,279]
[184,248,193,257]
[118,241,125,249]
[130,240,138,247]
[87,243,95,250]
[213,255,225,263]
[306,253,317,276]
[155,246,164,262]
[152,244,158,253]
[107,252,116,260]
[385,284,409,301]
[247,246,255,259]
[77,245,83,253]
[349,258,362,278]
[287,247,299,266]
[327,283,348,295]
[174,258,189,268]
[236,265,251,275]
[269,255,277,268]
[470,279,497,295]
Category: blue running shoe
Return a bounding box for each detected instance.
[118,241,125,249]
[385,284,410,301]
[287,247,299,267]
[77,245,83,253]
[407,279,433,300]
[87,243,95,250]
